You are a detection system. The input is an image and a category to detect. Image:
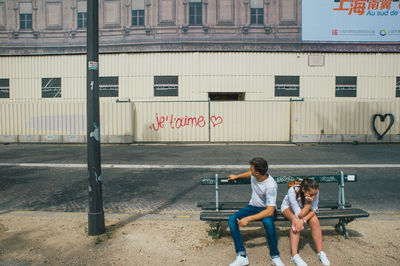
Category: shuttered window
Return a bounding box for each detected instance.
[275,76,300,97]
[0,79,9,98]
[154,76,178,96]
[336,76,357,97]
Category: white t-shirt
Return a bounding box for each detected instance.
[280,185,319,218]
[249,174,278,208]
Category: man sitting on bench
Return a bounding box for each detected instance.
[227,157,285,266]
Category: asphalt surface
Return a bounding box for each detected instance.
[1,143,399,165]
[0,143,399,213]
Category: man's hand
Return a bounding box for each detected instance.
[238,217,250,227]
[227,174,238,181]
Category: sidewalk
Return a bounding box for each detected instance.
[1,210,399,265]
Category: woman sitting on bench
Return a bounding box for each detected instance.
[281,177,330,266]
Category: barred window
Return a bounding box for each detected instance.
[99,76,118,97]
[336,76,357,97]
[20,2,32,30]
[396,77,400,98]
[132,0,144,26]
[77,13,87,28]
[42,78,61,98]
[154,76,178,96]
[0,79,9,98]
[189,0,202,25]
[250,0,263,25]
[275,76,300,97]
[77,1,87,29]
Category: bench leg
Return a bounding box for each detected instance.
[335,219,349,239]
[207,222,223,239]
[215,222,221,236]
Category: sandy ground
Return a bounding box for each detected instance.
[0,211,399,266]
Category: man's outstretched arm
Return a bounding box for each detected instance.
[228,171,251,180]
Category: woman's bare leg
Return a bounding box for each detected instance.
[282,208,301,257]
[308,215,323,253]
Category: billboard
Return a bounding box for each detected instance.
[302,0,400,42]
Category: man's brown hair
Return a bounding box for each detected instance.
[249,157,268,175]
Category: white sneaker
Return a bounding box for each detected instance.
[291,254,307,266]
[271,256,285,266]
[317,251,330,265]
[230,255,249,266]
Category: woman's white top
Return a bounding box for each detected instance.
[280,185,319,218]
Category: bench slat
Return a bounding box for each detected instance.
[201,174,357,185]
[197,200,352,210]
[200,208,369,222]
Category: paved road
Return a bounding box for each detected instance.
[1,143,399,165]
[0,144,399,213]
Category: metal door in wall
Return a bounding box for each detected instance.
[210,101,291,142]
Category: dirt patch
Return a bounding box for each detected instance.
[0,213,399,265]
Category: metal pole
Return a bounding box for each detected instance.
[337,175,342,208]
[339,171,345,209]
[87,0,105,236]
[215,173,219,211]
[208,98,211,143]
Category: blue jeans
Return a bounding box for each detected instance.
[228,205,280,258]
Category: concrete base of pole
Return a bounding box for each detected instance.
[88,211,105,236]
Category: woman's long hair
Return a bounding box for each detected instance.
[296,177,319,206]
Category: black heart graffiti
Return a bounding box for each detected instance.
[372,114,394,140]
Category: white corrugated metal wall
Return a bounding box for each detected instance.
[2,52,399,101]
[134,101,209,142]
[210,101,290,142]
[291,100,400,142]
[0,100,133,143]
[133,101,291,142]
[0,52,399,143]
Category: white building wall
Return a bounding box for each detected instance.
[1,52,399,101]
[0,52,399,143]
[291,100,400,143]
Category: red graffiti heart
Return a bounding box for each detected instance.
[210,116,223,127]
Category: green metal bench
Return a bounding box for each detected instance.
[198,200,352,210]
[199,172,369,239]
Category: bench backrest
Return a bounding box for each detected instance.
[201,174,357,185]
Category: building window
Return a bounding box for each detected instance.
[250,0,263,25]
[208,92,245,101]
[20,2,33,30]
[132,0,144,26]
[189,0,202,25]
[42,78,61,98]
[77,1,87,29]
[99,77,119,97]
[335,76,357,97]
[275,76,300,97]
[396,77,400,98]
[154,76,178,96]
[0,79,9,98]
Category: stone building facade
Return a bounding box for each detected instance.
[0,0,301,54]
